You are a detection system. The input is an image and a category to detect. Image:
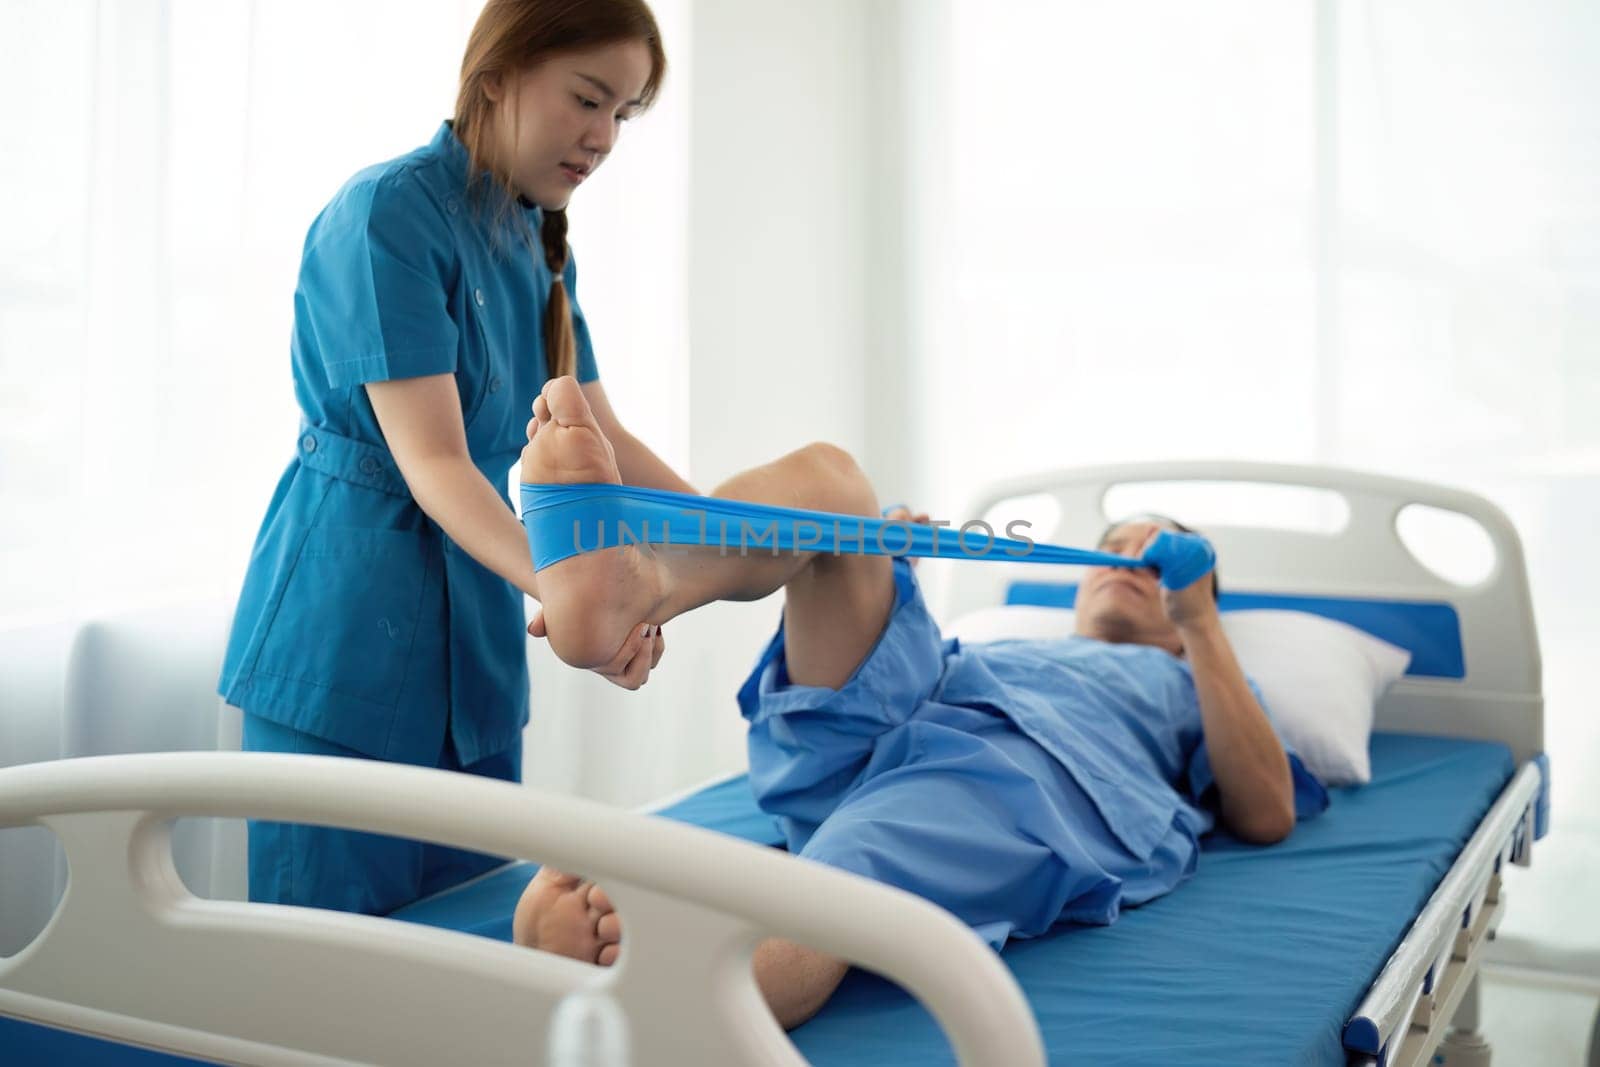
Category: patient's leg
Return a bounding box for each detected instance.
[514,868,847,1030]
[520,377,895,689]
[513,871,844,1029]
[517,378,892,1025]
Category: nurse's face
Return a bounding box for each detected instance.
[1074,520,1183,655]
[486,40,652,211]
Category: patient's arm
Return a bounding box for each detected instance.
[1170,586,1296,844]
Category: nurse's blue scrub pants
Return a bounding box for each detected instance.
[242,714,520,915]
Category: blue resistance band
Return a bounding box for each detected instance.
[519,483,1216,591]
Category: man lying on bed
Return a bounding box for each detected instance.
[511,377,1328,1029]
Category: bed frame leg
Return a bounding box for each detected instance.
[1437,975,1493,1067]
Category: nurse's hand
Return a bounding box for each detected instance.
[528,610,666,690]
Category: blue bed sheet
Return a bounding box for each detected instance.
[393,732,1514,1065]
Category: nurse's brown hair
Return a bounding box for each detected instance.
[453,0,666,381]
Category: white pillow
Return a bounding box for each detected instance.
[943,604,1080,644]
[942,605,1412,786]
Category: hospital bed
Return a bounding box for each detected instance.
[0,462,1548,1065]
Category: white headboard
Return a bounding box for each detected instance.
[934,461,1543,764]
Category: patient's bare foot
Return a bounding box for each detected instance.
[511,868,839,1029]
[513,866,622,967]
[520,376,669,668]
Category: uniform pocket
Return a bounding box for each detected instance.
[458,277,498,431]
[253,526,431,709]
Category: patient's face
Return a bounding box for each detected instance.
[1074,520,1183,655]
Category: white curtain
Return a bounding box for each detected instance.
[911,0,1599,984]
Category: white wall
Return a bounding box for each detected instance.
[686,0,874,479]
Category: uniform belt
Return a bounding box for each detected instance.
[296,425,410,499]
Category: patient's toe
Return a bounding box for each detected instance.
[518,376,619,487]
[537,866,581,891]
[514,866,605,961]
[588,884,623,966]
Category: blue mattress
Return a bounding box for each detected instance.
[394,732,1515,1066]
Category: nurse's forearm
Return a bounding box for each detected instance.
[404,455,540,599]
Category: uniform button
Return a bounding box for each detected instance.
[488,376,502,394]
[359,456,381,476]
[446,198,460,215]
[474,288,485,307]
[300,433,316,453]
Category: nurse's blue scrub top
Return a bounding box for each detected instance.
[218,121,599,767]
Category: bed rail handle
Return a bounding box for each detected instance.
[0,752,1045,1067]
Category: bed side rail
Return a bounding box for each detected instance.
[1342,760,1544,1065]
[0,752,1044,1067]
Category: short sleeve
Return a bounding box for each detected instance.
[563,254,601,383]
[296,172,460,390]
[1184,680,1330,821]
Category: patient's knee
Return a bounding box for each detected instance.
[794,442,876,517]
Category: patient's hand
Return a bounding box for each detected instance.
[1137,529,1219,632]
[529,609,666,690]
[882,505,932,567]
[1165,578,1218,632]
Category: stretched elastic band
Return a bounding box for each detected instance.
[519,483,1215,590]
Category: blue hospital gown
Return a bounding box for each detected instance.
[736,559,1329,948]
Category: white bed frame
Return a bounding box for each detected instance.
[0,462,1546,1067]
[0,754,1040,1066]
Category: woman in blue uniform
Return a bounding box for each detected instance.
[217,0,687,915]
